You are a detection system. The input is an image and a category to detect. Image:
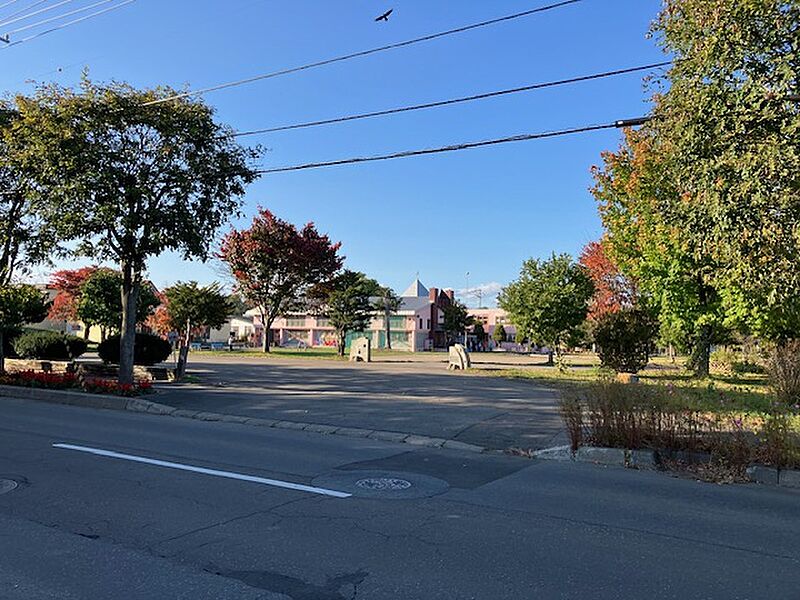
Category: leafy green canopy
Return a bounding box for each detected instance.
[4,78,259,384]
[651,0,800,341]
[314,270,380,356]
[498,253,593,353]
[77,269,160,333]
[164,281,231,333]
[442,301,474,343]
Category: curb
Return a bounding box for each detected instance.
[0,384,486,454]
[531,445,658,470]
[532,442,800,489]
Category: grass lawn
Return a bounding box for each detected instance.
[480,354,776,415]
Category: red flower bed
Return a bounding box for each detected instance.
[0,370,153,397]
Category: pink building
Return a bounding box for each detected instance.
[468,307,519,350]
[247,279,457,352]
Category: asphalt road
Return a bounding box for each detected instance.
[1,398,799,599]
[157,355,566,450]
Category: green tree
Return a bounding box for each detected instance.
[499,254,593,365]
[442,301,474,346]
[77,269,160,340]
[492,323,506,345]
[0,284,48,372]
[164,281,231,377]
[314,271,380,357]
[373,286,402,350]
[0,107,52,286]
[7,79,258,383]
[650,0,800,343]
[592,128,728,377]
[593,308,659,374]
[473,322,486,347]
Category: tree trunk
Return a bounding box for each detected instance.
[83,325,91,341]
[337,331,346,357]
[0,329,5,374]
[176,318,191,379]
[119,263,140,385]
[384,307,391,350]
[260,311,271,353]
[692,326,711,379]
[546,350,554,367]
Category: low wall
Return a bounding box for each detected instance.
[4,359,75,374]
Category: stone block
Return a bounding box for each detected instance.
[304,424,340,434]
[334,427,374,438]
[746,465,779,485]
[349,337,371,363]
[274,421,308,430]
[779,469,800,488]
[447,344,471,370]
[404,435,446,448]
[575,446,626,466]
[368,431,409,443]
[442,440,484,453]
[532,445,575,461]
[628,449,658,469]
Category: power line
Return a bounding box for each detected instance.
[0,0,49,25]
[231,61,671,138]
[0,0,134,48]
[0,0,76,29]
[256,118,646,174]
[0,0,25,12]
[143,0,585,107]
[3,0,118,35]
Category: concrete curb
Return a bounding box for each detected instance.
[0,384,486,454]
[531,445,658,470]
[533,442,800,488]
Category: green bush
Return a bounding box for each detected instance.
[98,333,171,366]
[12,330,88,360]
[593,308,658,374]
[1,327,22,358]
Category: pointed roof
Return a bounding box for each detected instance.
[401,278,429,298]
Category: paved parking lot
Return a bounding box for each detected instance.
[156,354,567,450]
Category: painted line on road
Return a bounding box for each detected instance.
[52,443,351,499]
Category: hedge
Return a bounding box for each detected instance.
[98,333,172,366]
[12,330,88,360]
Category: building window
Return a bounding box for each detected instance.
[316,317,330,327]
[426,319,431,329]
[286,317,306,327]
[419,318,423,329]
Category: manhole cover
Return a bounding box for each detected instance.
[355,477,412,491]
[312,469,448,499]
[0,479,18,495]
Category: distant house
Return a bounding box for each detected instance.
[468,307,520,350]
[244,278,458,352]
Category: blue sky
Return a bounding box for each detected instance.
[1,0,665,305]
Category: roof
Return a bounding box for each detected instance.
[401,278,429,298]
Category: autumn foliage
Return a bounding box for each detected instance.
[48,266,98,321]
[579,240,637,321]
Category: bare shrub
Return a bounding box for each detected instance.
[766,341,800,407]
[559,391,583,451]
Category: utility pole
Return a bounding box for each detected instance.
[464,271,470,349]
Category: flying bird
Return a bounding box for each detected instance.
[375,8,393,22]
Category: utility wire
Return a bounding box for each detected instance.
[0,0,75,28]
[231,61,671,138]
[0,0,25,12]
[143,0,585,106]
[257,118,648,174]
[1,0,134,48]
[0,0,49,25]
[4,0,118,35]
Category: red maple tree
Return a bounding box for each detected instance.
[48,266,98,322]
[219,208,343,352]
[579,240,638,321]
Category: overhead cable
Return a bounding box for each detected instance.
[143,0,585,106]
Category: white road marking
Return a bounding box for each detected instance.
[52,443,351,498]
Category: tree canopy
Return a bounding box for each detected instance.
[498,253,593,364]
[6,79,259,383]
[76,269,160,339]
[442,301,473,345]
[220,208,343,352]
[313,270,380,356]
